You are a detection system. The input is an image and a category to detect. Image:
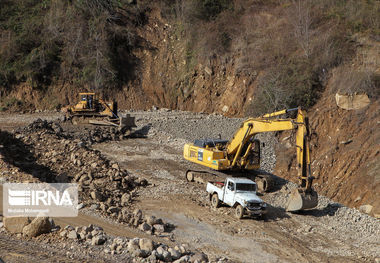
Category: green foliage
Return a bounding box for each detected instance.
[0,0,143,90]
[0,0,378,113]
[0,0,51,87]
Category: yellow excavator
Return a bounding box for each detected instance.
[183,107,318,212]
[65,92,136,131]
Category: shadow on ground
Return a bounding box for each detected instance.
[129,124,151,138]
[0,129,56,183]
[290,203,341,218]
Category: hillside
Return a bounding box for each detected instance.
[0,0,378,112]
[0,0,379,214]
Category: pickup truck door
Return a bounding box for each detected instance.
[224,181,235,206]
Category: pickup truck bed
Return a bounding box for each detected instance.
[209,181,224,188]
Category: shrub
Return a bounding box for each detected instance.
[246,57,323,117]
[331,67,380,98]
[0,0,145,90]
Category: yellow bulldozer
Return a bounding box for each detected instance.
[183,107,318,212]
[65,92,136,131]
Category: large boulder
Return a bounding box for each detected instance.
[139,238,154,252]
[157,246,172,262]
[90,190,104,202]
[335,93,370,110]
[22,217,52,237]
[121,193,130,206]
[3,217,31,233]
[145,215,157,225]
[153,224,165,233]
[67,230,78,239]
[174,255,191,263]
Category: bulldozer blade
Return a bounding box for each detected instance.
[286,188,318,212]
[89,119,119,126]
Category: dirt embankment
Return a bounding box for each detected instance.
[0,0,378,225]
[275,34,380,216]
[0,5,253,117]
[275,96,379,216]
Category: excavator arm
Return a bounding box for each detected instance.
[183,107,318,211]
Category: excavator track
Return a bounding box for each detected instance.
[185,169,225,184]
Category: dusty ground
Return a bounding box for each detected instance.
[0,110,379,263]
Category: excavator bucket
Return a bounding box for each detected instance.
[119,114,136,133]
[120,114,136,129]
[286,188,318,212]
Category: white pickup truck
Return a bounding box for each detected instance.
[206,177,267,219]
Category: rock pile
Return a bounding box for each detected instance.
[3,216,57,238]
[3,121,137,220]
[121,209,175,237]
[12,119,141,214]
[6,119,174,236]
[60,224,209,263]
[60,224,107,245]
[16,118,129,145]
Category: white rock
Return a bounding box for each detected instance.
[139,238,154,252]
[67,230,78,239]
[359,204,373,214]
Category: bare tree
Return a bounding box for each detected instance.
[288,0,312,58]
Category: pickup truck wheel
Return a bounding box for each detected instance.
[211,194,220,208]
[235,205,244,219]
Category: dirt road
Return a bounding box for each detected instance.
[0,111,379,262]
[96,136,379,263]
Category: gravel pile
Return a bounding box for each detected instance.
[130,109,278,173]
[16,118,130,144]
[58,223,217,263]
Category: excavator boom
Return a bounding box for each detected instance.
[183,107,318,212]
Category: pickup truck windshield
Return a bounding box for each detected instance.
[236,183,256,192]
